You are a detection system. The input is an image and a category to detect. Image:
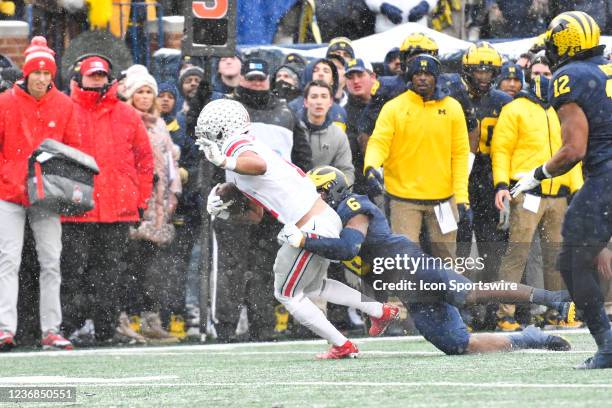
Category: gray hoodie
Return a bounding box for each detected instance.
[300,112,355,185]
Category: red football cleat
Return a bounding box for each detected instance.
[0,330,15,352]
[316,340,359,360]
[41,331,73,350]
[369,303,400,336]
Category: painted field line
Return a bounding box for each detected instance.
[0,328,590,358]
[0,376,178,384]
[1,381,611,389]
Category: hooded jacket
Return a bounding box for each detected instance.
[0,82,80,206]
[158,81,202,220]
[288,58,347,131]
[299,110,355,185]
[491,91,583,196]
[229,88,312,172]
[62,82,154,223]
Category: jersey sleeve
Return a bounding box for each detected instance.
[222,137,256,159]
[549,65,592,110]
[338,195,379,221]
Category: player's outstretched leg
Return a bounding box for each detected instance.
[466,326,571,353]
[312,278,400,336]
[463,283,574,322]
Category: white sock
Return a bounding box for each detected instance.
[314,279,383,318]
[284,296,347,346]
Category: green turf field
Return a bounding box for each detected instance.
[1,329,611,407]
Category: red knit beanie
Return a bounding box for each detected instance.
[22,36,56,78]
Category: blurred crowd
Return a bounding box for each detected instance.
[0,1,611,351]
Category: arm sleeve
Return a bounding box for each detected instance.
[491,105,518,188]
[332,130,355,185]
[62,102,81,149]
[303,227,365,261]
[291,115,313,172]
[133,118,154,209]
[451,103,470,204]
[363,101,395,174]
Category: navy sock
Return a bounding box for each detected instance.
[509,326,548,350]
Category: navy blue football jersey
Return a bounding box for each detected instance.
[549,56,612,177]
[470,88,513,155]
[336,194,410,271]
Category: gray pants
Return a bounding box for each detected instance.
[0,200,62,334]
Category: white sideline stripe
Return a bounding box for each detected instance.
[0,381,611,389]
[0,349,595,359]
[0,376,178,384]
[0,328,590,358]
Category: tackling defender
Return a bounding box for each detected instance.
[279,166,573,355]
[196,99,399,359]
[511,11,612,369]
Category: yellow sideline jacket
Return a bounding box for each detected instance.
[364,89,470,204]
[491,95,583,196]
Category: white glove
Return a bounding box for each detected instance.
[197,138,236,169]
[277,224,305,248]
[207,184,234,219]
[510,168,541,197]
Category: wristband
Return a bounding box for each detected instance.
[534,164,551,181]
[223,156,237,171]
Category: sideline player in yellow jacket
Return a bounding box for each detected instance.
[364,54,469,259]
[491,73,583,330]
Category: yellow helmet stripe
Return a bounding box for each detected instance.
[569,11,593,47]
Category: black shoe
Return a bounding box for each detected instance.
[575,351,612,369]
[544,334,571,351]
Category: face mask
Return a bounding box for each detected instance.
[237,86,270,107]
[273,80,301,101]
[529,74,550,103]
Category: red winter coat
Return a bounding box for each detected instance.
[62,82,154,223]
[0,83,80,206]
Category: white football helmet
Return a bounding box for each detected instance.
[195,99,251,149]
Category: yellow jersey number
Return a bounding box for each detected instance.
[599,64,612,98]
[346,197,361,211]
[553,75,571,98]
[479,117,498,154]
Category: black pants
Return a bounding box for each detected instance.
[457,155,508,282]
[214,216,277,341]
[61,223,130,341]
[559,172,612,335]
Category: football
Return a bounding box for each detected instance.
[216,182,248,209]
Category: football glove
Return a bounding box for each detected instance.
[197,138,236,170]
[457,203,473,227]
[510,165,550,197]
[408,0,429,22]
[365,167,384,197]
[380,2,403,24]
[277,224,305,248]
[207,184,234,219]
[498,195,510,231]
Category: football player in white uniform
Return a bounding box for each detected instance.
[196,99,400,359]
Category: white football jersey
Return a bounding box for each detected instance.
[222,135,319,225]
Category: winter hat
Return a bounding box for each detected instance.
[275,65,299,84]
[326,37,355,60]
[178,65,204,88]
[123,64,158,99]
[22,36,56,78]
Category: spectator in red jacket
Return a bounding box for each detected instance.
[60,55,154,346]
[0,37,80,352]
